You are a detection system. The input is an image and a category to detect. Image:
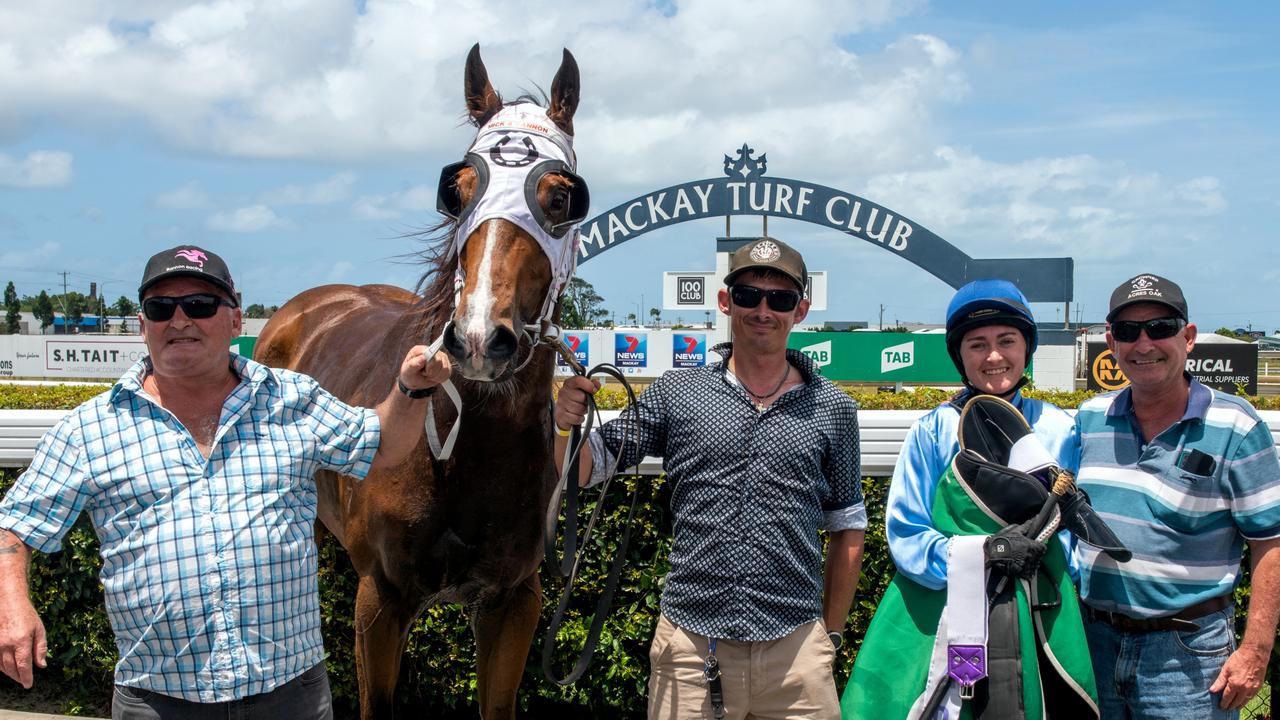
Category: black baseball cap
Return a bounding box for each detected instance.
[138,245,237,304]
[724,237,807,292]
[1107,273,1187,322]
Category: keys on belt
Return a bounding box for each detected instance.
[705,640,725,720]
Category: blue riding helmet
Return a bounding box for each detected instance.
[945,279,1038,380]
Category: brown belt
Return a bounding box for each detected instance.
[1084,594,1232,633]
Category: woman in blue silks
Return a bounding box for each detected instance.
[841,279,1099,720]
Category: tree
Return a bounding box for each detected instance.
[244,303,269,319]
[65,294,84,330]
[34,291,54,333]
[649,307,662,326]
[625,312,637,326]
[560,277,608,329]
[111,296,138,317]
[4,281,19,334]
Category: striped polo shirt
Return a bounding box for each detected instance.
[1074,377,1280,618]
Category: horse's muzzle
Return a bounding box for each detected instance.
[442,322,519,379]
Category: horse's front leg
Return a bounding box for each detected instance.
[354,572,416,720]
[471,572,543,720]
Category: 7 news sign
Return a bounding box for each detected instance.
[557,332,590,367]
[672,333,707,368]
[614,333,648,367]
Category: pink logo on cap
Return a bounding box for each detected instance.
[175,249,207,267]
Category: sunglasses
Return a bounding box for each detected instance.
[142,293,231,322]
[1111,317,1185,343]
[729,284,802,312]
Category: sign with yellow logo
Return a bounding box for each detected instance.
[1084,342,1258,394]
[1090,348,1130,391]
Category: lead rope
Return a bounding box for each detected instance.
[541,343,642,686]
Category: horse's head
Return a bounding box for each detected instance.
[436,45,588,382]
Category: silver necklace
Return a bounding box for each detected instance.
[740,364,790,411]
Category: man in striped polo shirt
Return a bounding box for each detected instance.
[1075,273,1280,718]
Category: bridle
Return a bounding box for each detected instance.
[423,102,590,461]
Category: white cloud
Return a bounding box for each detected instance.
[261,172,356,205]
[0,240,61,267]
[861,146,1227,261]
[154,181,210,209]
[353,185,436,220]
[325,260,353,283]
[0,151,73,187]
[206,204,284,232]
[0,0,932,177]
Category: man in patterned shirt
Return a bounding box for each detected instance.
[0,245,450,719]
[1076,273,1280,718]
[555,237,866,720]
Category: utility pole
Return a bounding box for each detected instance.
[879,304,885,330]
[58,271,70,315]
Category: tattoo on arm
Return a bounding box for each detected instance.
[0,544,19,555]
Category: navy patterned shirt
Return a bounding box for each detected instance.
[593,343,865,641]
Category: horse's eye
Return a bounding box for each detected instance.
[455,167,478,205]
[547,187,568,213]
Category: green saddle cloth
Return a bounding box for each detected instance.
[840,463,1098,720]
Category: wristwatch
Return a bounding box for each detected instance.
[397,377,436,399]
[828,631,843,651]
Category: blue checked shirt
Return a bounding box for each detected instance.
[0,354,380,702]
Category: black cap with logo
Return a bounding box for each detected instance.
[1106,273,1187,322]
[138,245,237,305]
[724,237,807,293]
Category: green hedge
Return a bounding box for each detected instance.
[0,468,885,718]
[1,383,1274,716]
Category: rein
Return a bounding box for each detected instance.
[540,344,642,686]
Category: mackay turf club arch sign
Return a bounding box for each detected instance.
[574,144,1073,302]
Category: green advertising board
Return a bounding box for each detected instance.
[230,336,257,358]
[787,332,962,383]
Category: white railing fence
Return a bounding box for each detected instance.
[4,409,1279,476]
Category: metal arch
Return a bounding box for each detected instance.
[573,175,1073,302]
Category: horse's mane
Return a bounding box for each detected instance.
[408,220,461,340]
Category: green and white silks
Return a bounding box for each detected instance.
[840,461,1099,720]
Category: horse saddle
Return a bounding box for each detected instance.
[956,395,1130,561]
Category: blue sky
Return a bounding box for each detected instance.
[1,1,1276,330]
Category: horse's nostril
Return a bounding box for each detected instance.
[442,324,469,360]
[486,327,518,362]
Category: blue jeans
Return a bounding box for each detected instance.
[111,661,332,720]
[1083,606,1238,720]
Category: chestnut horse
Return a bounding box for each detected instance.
[254,45,585,719]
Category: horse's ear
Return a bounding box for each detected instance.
[548,48,580,136]
[465,43,503,126]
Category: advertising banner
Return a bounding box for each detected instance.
[672,332,707,368]
[0,336,258,380]
[556,332,590,369]
[614,332,649,373]
[1086,341,1257,394]
[786,332,961,383]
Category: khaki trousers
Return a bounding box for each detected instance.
[648,615,839,720]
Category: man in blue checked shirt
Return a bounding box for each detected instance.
[0,245,450,719]
[1076,273,1280,719]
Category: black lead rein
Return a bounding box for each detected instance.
[541,350,642,686]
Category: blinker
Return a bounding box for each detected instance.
[436,154,589,238]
